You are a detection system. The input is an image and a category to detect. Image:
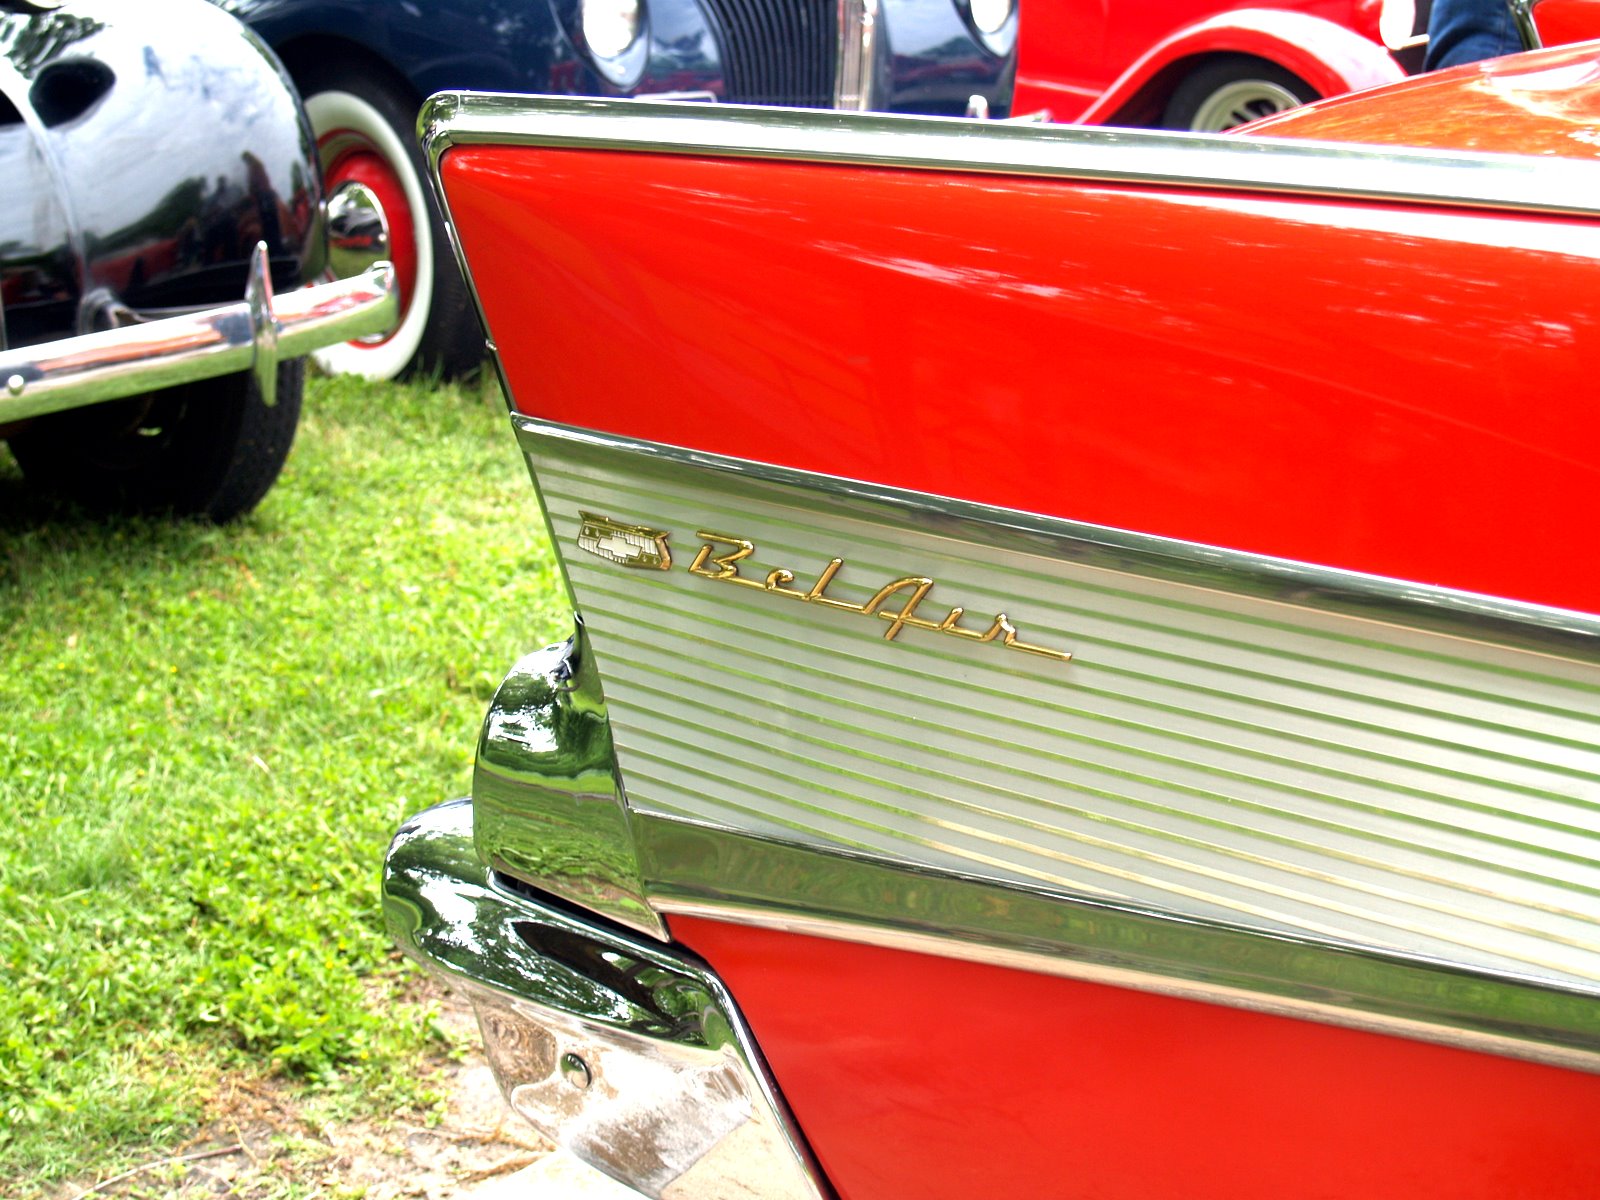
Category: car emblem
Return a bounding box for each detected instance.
[685,531,1073,665]
[576,512,672,570]
[574,508,1071,665]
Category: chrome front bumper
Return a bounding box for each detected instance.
[0,241,397,425]
[382,799,828,1200]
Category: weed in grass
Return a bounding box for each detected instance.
[0,371,567,1192]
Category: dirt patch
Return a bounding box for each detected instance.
[51,983,551,1200]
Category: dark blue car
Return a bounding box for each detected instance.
[216,0,1019,379]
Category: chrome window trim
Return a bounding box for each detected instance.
[420,92,1600,219]
[640,817,1600,1073]
[514,415,1600,662]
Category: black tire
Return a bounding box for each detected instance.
[1161,55,1318,132]
[8,359,304,522]
[292,60,483,381]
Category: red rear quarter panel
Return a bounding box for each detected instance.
[444,142,1600,614]
[674,915,1600,1200]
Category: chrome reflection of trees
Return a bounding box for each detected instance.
[0,12,105,80]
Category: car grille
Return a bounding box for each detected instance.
[701,0,837,107]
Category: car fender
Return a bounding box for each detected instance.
[1076,8,1405,127]
[0,0,325,347]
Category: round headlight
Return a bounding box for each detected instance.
[582,0,642,60]
[968,0,1013,37]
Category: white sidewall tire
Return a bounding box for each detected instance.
[304,89,434,380]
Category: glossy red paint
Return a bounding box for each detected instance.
[1245,38,1600,150]
[1013,0,1399,123]
[1530,0,1600,46]
[442,135,1600,614]
[671,914,1600,1200]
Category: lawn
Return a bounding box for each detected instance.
[0,372,568,1192]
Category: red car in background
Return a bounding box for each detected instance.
[1019,0,1600,130]
[1013,0,1418,128]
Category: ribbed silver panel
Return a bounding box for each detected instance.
[520,422,1600,989]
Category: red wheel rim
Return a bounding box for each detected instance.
[320,130,420,349]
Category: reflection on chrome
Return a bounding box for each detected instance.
[472,636,667,940]
[0,243,397,423]
[383,799,827,1200]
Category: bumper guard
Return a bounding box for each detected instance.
[383,799,828,1200]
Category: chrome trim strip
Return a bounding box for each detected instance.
[1510,0,1544,50]
[833,0,878,110]
[0,244,397,423]
[384,799,828,1199]
[515,415,1600,661]
[419,92,1600,219]
[639,817,1600,1073]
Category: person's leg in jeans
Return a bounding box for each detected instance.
[1426,0,1524,70]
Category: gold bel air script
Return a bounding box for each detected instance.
[686,531,1072,665]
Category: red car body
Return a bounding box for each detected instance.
[384,42,1600,1200]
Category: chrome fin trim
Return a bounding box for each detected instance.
[419,92,1600,220]
[383,799,828,1200]
[474,633,668,941]
[515,417,1599,659]
[639,817,1600,1073]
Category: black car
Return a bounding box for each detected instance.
[0,0,396,520]
[216,0,1019,379]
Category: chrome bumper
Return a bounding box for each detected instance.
[0,242,397,425]
[382,799,828,1200]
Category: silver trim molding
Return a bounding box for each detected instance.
[639,817,1600,1073]
[419,92,1600,220]
[515,415,1600,1071]
[515,416,1600,661]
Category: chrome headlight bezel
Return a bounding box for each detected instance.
[955,0,1016,58]
[577,0,650,87]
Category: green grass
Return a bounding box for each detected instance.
[0,372,568,1189]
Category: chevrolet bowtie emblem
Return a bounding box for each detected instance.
[576,512,672,570]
